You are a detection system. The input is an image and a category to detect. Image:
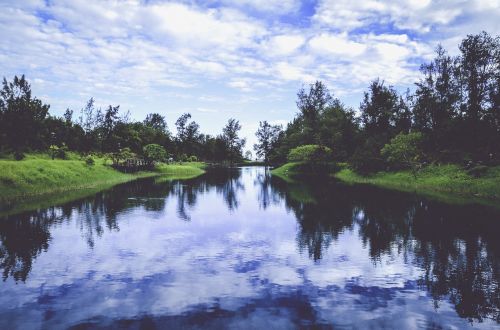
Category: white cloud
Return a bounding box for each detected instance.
[275,62,315,82]
[228,79,252,92]
[313,0,498,34]
[309,33,367,57]
[262,34,305,56]
[145,3,266,49]
[217,0,301,14]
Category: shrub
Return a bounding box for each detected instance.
[381,132,424,177]
[48,144,68,160]
[85,156,95,166]
[350,151,384,175]
[13,151,25,161]
[188,155,198,162]
[108,148,135,165]
[143,144,167,164]
[466,165,489,178]
[287,145,332,163]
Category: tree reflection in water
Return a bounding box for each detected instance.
[0,167,498,323]
[269,174,500,323]
[0,168,245,283]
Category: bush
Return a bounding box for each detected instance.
[48,144,68,160]
[143,144,167,164]
[85,156,95,166]
[350,151,385,175]
[466,165,489,178]
[381,132,424,177]
[188,155,198,162]
[287,145,332,163]
[349,136,386,175]
[14,151,25,161]
[107,147,135,165]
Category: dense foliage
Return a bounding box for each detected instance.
[287,145,332,163]
[381,132,424,177]
[262,32,500,173]
[0,80,246,163]
[143,144,168,164]
[253,121,282,163]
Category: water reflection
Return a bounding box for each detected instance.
[271,176,500,323]
[0,167,499,328]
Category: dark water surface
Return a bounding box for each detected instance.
[0,167,499,329]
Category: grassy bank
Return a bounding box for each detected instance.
[272,162,500,205]
[0,158,155,203]
[0,158,207,217]
[335,165,500,203]
[0,158,206,203]
[156,162,206,180]
[270,162,303,182]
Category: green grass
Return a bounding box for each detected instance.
[270,162,303,182]
[156,162,206,180]
[272,162,500,206]
[0,158,206,209]
[0,157,156,203]
[335,164,500,205]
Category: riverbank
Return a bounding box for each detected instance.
[0,157,206,203]
[272,162,500,205]
[156,162,206,179]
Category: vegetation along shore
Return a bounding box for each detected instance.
[0,154,206,204]
[272,162,500,205]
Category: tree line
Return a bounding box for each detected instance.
[253,31,500,173]
[0,77,246,163]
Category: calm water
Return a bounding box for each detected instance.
[0,167,499,329]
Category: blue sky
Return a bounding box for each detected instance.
[1,0,499,150]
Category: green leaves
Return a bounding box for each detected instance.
[287,145,332,163]
[143,144,168,164]
[381,132,424,177]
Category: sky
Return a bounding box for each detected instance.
[1,0,499,151]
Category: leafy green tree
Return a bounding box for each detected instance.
[287,145,332,163]
[413,45,461,159]
[222,119,246,163]
[254,121,282,163]
[100,105,121,152]
[175,113,201,157]
[144,113,167,133]
[296,81,333,144]
[108,147,135,166]
[381,132,424,177]
[318,100,359,161]
[458,31,500,158]
[349,80,403,173]
[48,143,68,160]
[0,75,50,152]
[360,79,401,141]
[77,98,102,152]
[143,144,167,165]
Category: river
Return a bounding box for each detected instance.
[0,167,499,329]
